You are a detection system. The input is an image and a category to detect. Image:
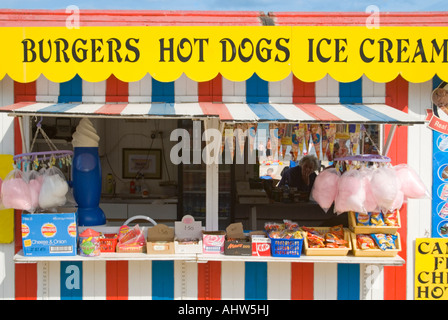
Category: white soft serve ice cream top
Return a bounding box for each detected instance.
[72,118,100,147]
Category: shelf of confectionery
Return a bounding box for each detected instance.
[14,250,405,266]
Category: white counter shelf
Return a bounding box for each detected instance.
[14,250,405,266]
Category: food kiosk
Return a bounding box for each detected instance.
[0,9,445,301]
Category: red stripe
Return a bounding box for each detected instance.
[0,10,262,27]
[106,75,129,103]
[291,263,314,300]
[14,81,36,102]
[294,104,341,121]
[269,12,448,26]
[384,75,408,300]
[198,75,222,102]
[198,261,221,300]
[95,104,127,115]
[199,102,233,121]
[14,82,37,300]
[106,261,129,300]
[293,76,316,103]
[0,101,35,111]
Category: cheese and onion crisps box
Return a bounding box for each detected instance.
[21,209,77,256]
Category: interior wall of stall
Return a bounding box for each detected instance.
[95,118,179,196]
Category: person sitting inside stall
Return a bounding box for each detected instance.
[278,155,319,192]
[261,168,275,180]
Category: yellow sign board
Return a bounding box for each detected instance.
[0,26,447,83]
[415,238,448,300]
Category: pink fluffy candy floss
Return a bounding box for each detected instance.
[394,164,429,199]
[311,168,340,213]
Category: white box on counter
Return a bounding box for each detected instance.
[174,215,203,254]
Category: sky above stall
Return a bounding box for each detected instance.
[0,0,447,12]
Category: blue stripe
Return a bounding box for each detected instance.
[432,75,443,237]
[245,262,267,300]
[152,79,174,103]
[337,264,360,300]
[60,261,83,300]
[343,104,398,122]
[148,103,176,115]
[58,75,82,103]
[339,78,363,104]
[152,261,174,300]
[246,74,269,104]
[248,103,286,121]
[38,103,79,113]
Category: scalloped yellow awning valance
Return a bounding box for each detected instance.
[1,26,447,84]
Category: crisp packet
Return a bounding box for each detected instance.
[384,210,398,226]
[356,234,376,250]
[356,212,370,226]
[370,212,385,226]
[283,219,299,231]
[264,222,284,234]
[371,233,397,251]
[329,225,344,239]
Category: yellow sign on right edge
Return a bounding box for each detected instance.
[415,238,448,300]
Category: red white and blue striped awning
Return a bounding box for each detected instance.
[0,102,423,125]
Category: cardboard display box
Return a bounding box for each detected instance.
[224,223,251,256]
[174,215,203,254]
[146,224,174,254]
[21,210,77,256]
[202,231,226,254]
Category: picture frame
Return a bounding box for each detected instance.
[122,148,162,179]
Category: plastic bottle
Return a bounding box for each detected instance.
[130,180,136,194]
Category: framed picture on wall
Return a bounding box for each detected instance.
[122,148,162,179]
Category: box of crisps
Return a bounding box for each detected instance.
[21,209,77,257]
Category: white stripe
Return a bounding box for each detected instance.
[120,103,152,115]
[267,262,291,299]
[225,103,258,121]
[222,78,246,103]
[313,263,338,300]
[48,261,61,300]
[175,74,198,103]
[360,264,384,300]
[36,75,59,103]
[82,80,106,103]
[83,261,106,300]
[318,104,370,122]
[362,75,386,104]
[269,73,293,104]
[15,103,56,112]
[270,103,316,122]
[365,104,415,122]
[221,261,245,300]
[173,102,204,116]
[128,261,152,300]
[315,75,339,104]
[65,103,103,114]
[173,260,198,300]
[129,74,152,103]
